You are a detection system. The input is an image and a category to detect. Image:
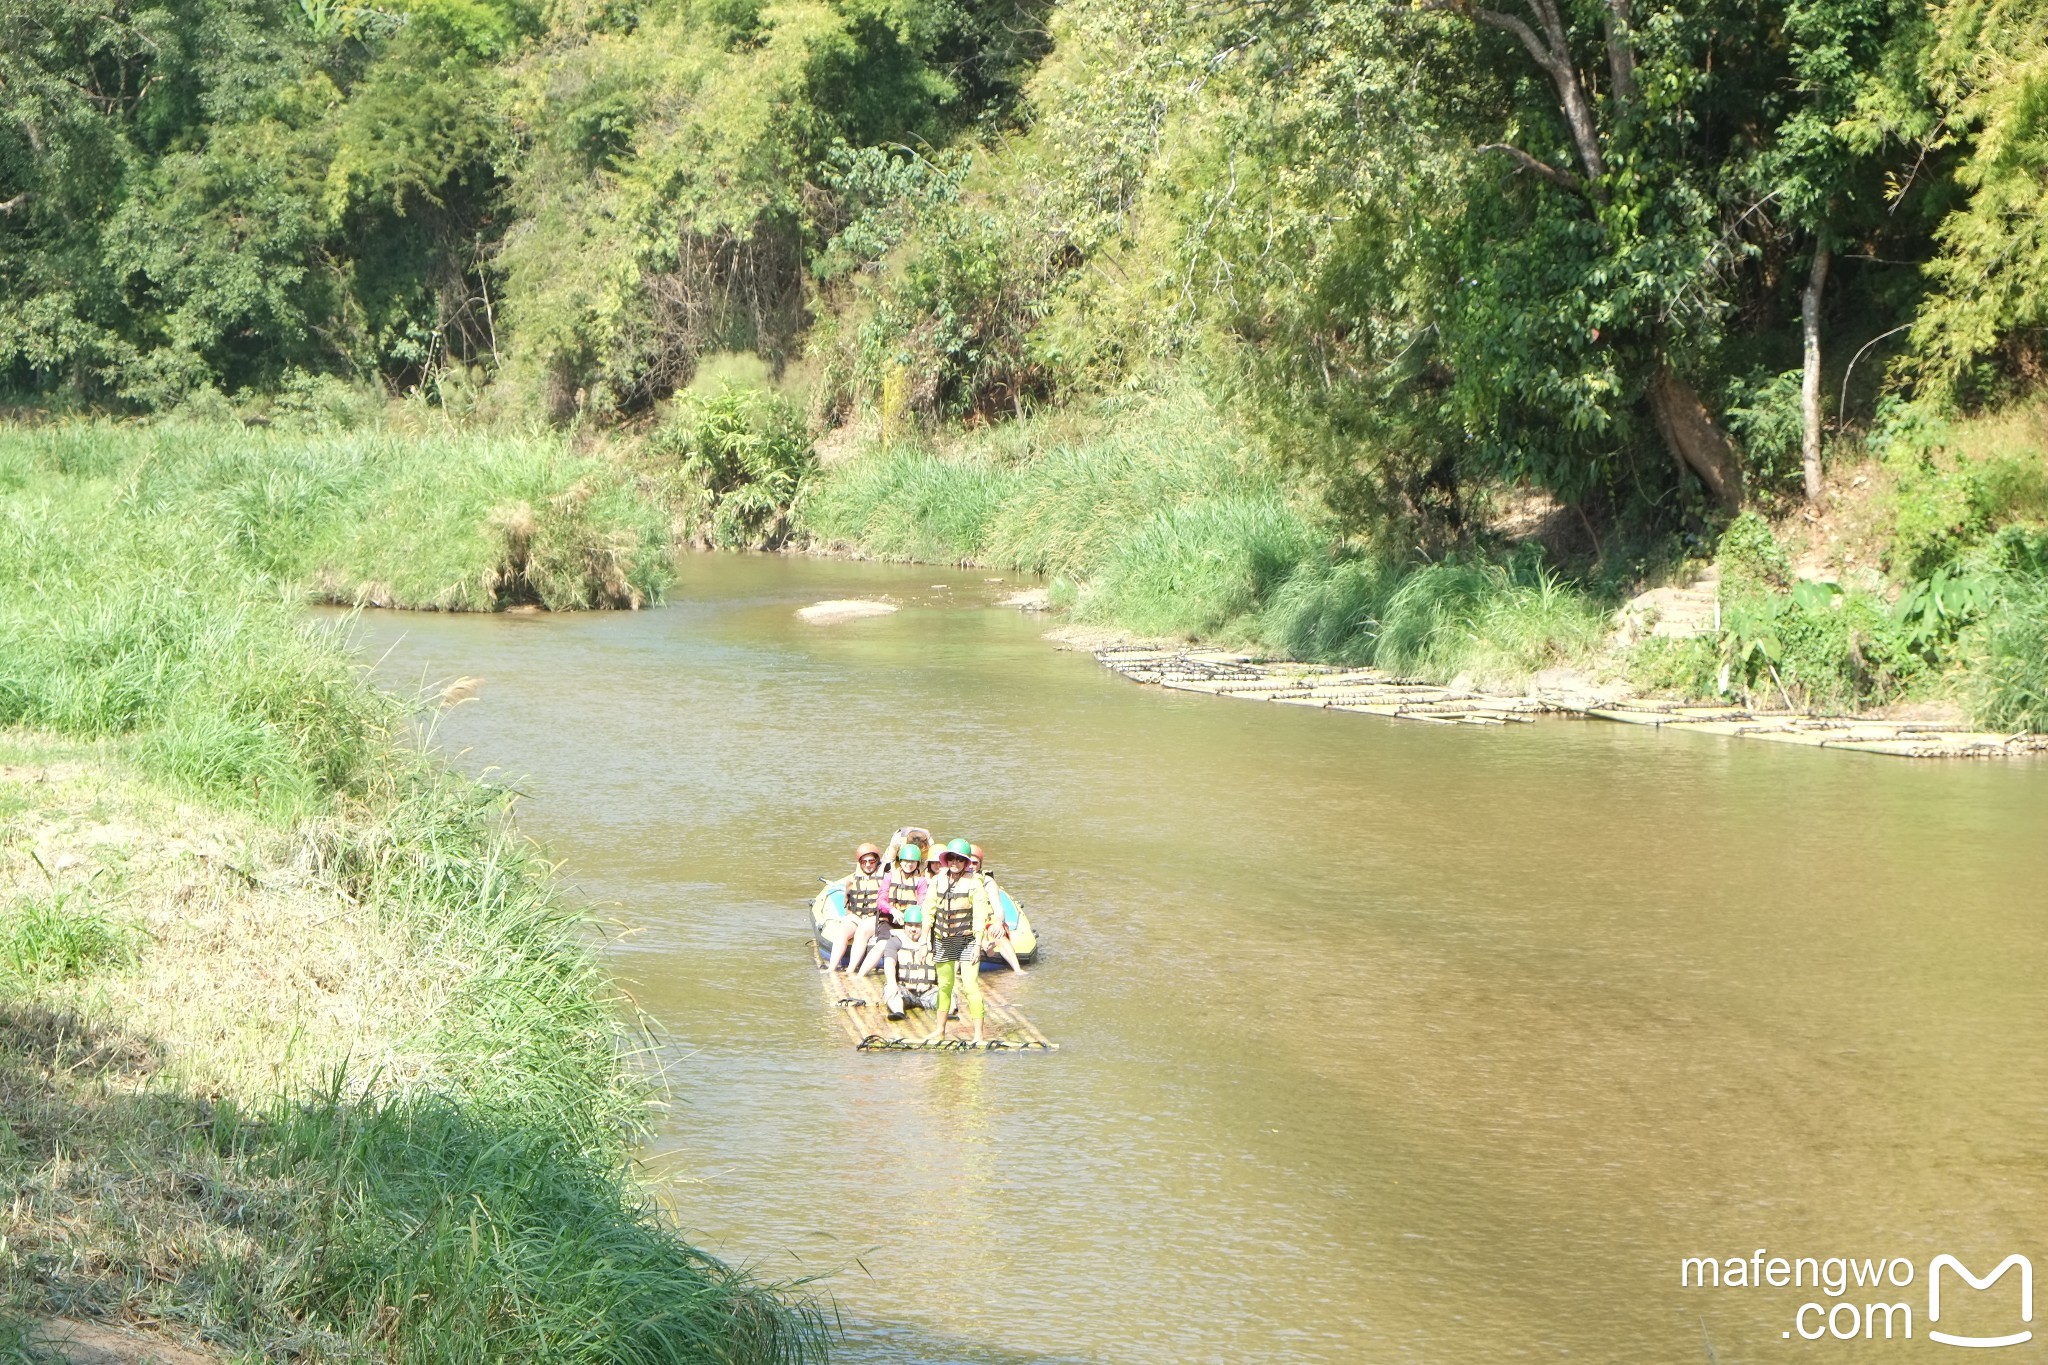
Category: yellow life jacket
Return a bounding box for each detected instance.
[844,872,881,917]
[930,874,981,943]
[885,874,923,922]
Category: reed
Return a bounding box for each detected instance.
[1976,576,2048,730]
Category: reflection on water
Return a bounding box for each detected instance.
[346,552,2048,1363]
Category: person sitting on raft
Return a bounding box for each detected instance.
[968,844,1027,975]
[819,842,884,972]
[849,842,927,978]
[879,909,940,1020]
[918,839,999,1046]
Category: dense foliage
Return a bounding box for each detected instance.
[5,0,2048,534]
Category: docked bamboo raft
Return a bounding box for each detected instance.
[1095,647,1554,725]
[814,945,1057,1051]
[1094,646,2048,759]
[1580,700,2048,757]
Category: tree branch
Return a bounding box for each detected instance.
[1421,0,1560,77]
[1425,0,1609,195]
[1477,143,1583,191]
[1526,0,1572,58]
[0,193,26,215]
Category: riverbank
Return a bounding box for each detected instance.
[1092,646,2048,758]
[7,385,2043,746]
[796,389,2048,735]
[0,431,824,1358]
[0,418,672,613]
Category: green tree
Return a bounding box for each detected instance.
[1911,0,2048,400]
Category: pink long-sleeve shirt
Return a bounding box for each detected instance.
[875,869,929,924]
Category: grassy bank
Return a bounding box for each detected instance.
[0,417,672,613]
[0,437,824,1358]
[800,391,2048,729]
[800,392,1612,689]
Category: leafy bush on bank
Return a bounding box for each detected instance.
[1650,442,2048,722]
[653,385,815,550]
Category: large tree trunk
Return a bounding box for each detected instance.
[1801,241,1831,503]
[1648,365,1745,512]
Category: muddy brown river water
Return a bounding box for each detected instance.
[347,552,2048,1363]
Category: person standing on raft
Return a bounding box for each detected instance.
[918,839,999,1046]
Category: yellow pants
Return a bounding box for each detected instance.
[933,956,983,1021]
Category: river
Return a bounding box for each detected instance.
[347,552,2048,1363]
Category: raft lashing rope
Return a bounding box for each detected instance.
[857,1035,1053,1052]
[813,941,1059,1052]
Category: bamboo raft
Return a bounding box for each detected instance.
[1096,647,1554,725]
[814,945,1057,1051]
[1581,700,2048,757]
[1095,646,2048,758]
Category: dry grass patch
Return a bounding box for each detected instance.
[0,738,437,1104]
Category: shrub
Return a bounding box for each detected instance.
[655,386,814,549]
[1715,511,1791,597]
[1714,584,1922,711]
[1724,369,1809,504]
[1879,399,2048,577]
[1630,633,1720,696]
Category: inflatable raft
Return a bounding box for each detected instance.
[809,881,1040,968]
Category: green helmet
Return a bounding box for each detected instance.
[897,844,923,862]
[945,838,973,859]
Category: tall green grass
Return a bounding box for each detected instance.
[802,393,1609,681]
[0,420,673,611]
[0,888,137,985]
[801,393,1303,588]
[1976,576,2048,730]
[0,435,826,1358]
[0,487,396,817]
[1258,557,1608,685]
[799,445,1012,563]
[248,762,828,1361]
[261,1091,819,1365]
[1079,496,1318,638]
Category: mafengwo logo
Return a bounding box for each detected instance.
[1679,1250,2032,1345]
